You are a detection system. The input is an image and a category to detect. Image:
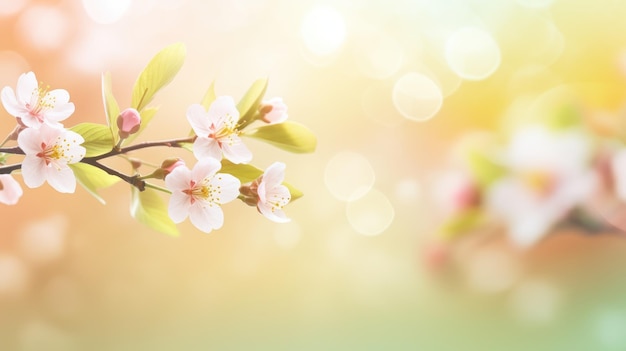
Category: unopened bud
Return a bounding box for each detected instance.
[117,108,141,139]
[259,97,288,124]
[153,158,185,179]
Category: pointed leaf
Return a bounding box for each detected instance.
[124,107,158,144]
[70,123,114,157]
[237,78,268,124]
[243,121,317,153]
[102,72,120,145]
[284,182,303,201]
[130,187,180,236]
[200,81,217,110]
[70,163,120,204]
[132,43,186,112]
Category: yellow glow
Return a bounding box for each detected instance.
[346,188,395,236]
[393,72,443,121]
[324,151,376,202]
[445,27,501,81]
[301,5,346,57]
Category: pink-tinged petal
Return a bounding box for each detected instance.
[1,86,26,117]
[37,123,64,146]
[165,166,192,192]
[189,202,224,233]
[168,192,192,223]
[193,137,222,161]
[221,138,252,164]
[19,114,42,129]
[262,162,286,187]
[0,174,23,205]
[257,180,267,203]
[45,165,76,193]
[257,201,290,223]
[46,102,75,122]
[207,96,239,127]
[263,97,288,124]
[16,72,37,103]
[21,155,47,189]
[192,158,221,182]
[267,184,291,204]
[16,128,43,154]
[210,173,241,204]
[187,104,211,136]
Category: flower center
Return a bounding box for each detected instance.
[27,82,56,121]
[37,142,65,166]
[183,178,223,204]
[208,115,240,146]
[522,171,555,196]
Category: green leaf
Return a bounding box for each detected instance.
[438,209,482,239]
[466,150,506,188]
[70,163,120,204]
[130,187,179,236]
[546,104,581,130]
[132,43,186,112]
[219,160,303,201]
[243,121,317,153]
[219,159,262,183]
[200,81,216,110]
[124,107,158,144]
[237,78,268,124]
[70,123,114,157]
[102,72,120,145]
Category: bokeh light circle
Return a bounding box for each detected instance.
[301,6,346,57]
[354,30,404,79]
[392,72,443,121]
[346,188,395,236]
[82,0,131,24]
[445,27,501,80]
[325,151,376,201]
[17,5,70,51]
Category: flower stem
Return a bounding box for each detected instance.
[145,182,172,194]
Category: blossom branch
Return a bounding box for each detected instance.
[89,136,196,161]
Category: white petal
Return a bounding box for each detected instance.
[262,162,286,187]
[45,165,76,193]
[221,138,252,164]
[46,102,75,122]
[192,137,222,161]
[16,128,43,155]
[257,201,290,223]
[267,184,291,205]
[21,155,47,189]
[16,72,37,104]
[509,213,552,248]
[187,104,211,136]
[192,158,221,182]
[207,96,239,128]
[1,86,26,117]
[0,174,23,205]
[210,173,241,204]
[168,192,191,223]
[189,202,224,233]
[165,166,192,192]
[38,123,64,146]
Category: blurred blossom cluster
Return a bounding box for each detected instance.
[432,92,626,250]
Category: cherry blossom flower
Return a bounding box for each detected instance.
[165,158,241,233]
[485,126,597,247]
[17,124,85,193]
[0,174,23,205]
[187,96,252,164]
[1,71,75,129]
[260,97,288,124]
[249,162,291,223]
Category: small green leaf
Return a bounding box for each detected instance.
[546,104,581,130]
[102,72,120,145]
[130,187,179,236]
[200,81,216,110]
[132,43,186,112]
[70,163,120,204]
[466,150,506,188]
[70,123,114,157]
[219,160,303,201]
[243,121,317,153]
[219,159,262,183]
[438,209,482,239]
[237,78,268,124]
[124,107,158,144]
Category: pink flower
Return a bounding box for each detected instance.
[1,72,75,128]
[0,174,23,205]
[187,96,252,164]
[255,162,291,223]
[116,108,141,139]
[165,158,241,233]
[17,124,85,193]
[260,97,288,124]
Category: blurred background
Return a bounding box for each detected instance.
[2,0,626,350]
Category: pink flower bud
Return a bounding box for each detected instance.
[117,108,141,139]
[260,97,288,124]
[155,158,186,179]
